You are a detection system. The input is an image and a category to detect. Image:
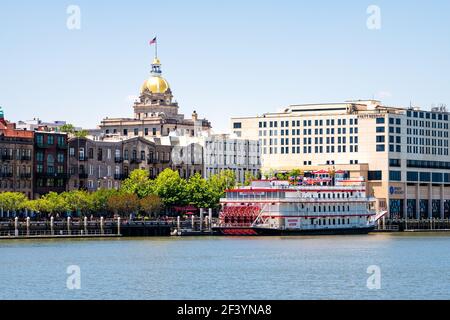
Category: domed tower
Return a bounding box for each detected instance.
[134,57,180,119]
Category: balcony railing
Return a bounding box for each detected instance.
[20,173,32,179]
[0,173,13,178]
[147,158,158,164]
[114,157,123,163]
[35,142,52,149]
[36,172,70,179]
[57,144,68,150]
[21,156,32,161]
[1,155,13,161]
[78,157,88,162]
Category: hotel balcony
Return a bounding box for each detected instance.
[115,157,123,163]
[147,158,158,164]
[20,173,32,179]
[21,155,32,161]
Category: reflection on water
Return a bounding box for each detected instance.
[1,233,450,300]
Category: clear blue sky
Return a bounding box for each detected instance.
[1,0,450,133]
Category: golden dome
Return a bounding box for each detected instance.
[141,76,170,94]
[152,58,161,65]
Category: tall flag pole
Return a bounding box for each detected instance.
[150,36,157,59]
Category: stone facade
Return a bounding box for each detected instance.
[0,119,34,199]
[68,136,175,191]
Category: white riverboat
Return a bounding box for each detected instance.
[213,177,387,236]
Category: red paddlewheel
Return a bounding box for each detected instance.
[220,206,261,226]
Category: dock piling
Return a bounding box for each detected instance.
[50,216,54,235]
[200,209,204,232]
[14,217,18,237]
[26,217,30,236]
[67,217,71,235]
[100,217,104,235]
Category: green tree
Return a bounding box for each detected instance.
[207,170,237,209]
[61,190,92,216]
[140,194,163,217]
[244,172,258,186]
[74,130,89,138]
[0,192,28,213]
[186,173,213,208]
[60,124,75,134]
[152,169,188,207]
[90,189,118,216]
[120,169,153,198]
[107,193,140,217]
[41,192,69,216]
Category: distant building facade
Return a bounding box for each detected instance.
[203,134,261,184]
[0,108,34,198]
[68,136,174,191]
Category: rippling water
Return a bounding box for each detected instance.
[1,233,450,300]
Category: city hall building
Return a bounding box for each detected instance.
[98,57,211,138]
[231,100,450,219]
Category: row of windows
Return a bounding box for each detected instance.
[407,127,449,137]
[407,137,449,147]
[265,145,360,155]
[0,180,32,189]
[407,110,449,121]
[35,135,66,146]
[260,127,359,137]
[406,146,449,156]
[407,172,450,183]
[36,178,65,188]
[258,118,359,129]
[70,147,169,162]
[0,148,32,159]
[407,160,450,170]
[36,152,65,163]
[310,218,353,226]
[0,165,32,176]
[106,128,159,136]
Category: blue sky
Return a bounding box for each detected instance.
[1,0,449,132]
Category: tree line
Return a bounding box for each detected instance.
[0,169,238,219]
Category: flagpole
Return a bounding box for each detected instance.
[155,37,158,59]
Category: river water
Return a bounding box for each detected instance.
[1,233,450,300]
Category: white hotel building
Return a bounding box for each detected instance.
[231,100,450,219]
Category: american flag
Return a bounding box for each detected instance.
[149,37,157,45]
